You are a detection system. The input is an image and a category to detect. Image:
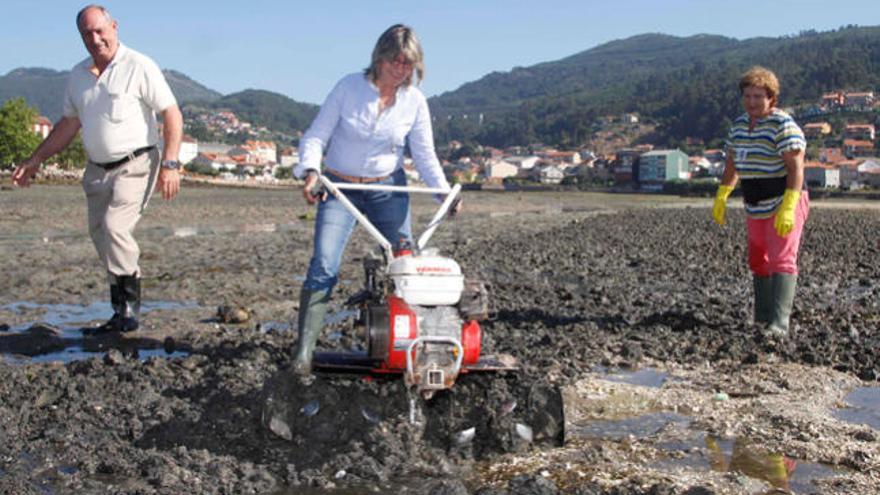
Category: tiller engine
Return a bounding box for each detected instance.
[311,177,515,399]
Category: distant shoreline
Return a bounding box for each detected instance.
[3,171,879,201]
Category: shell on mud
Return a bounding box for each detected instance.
[361,407,381,424]
[268,416,293,441]
[300,400,320,417]
[515,423,534,442]
[454,427,476,444]
[216,305,251,324]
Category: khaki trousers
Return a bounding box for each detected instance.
[82,148,160,277]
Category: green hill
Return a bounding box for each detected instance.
[0,67,222,121]
[0,68,70,121]
[200,89,318,136]
[429,26,880,148]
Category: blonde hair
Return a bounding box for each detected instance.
[365,24,425,87]
[739,66,780,106]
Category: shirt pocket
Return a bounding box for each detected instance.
[108,92,139,123]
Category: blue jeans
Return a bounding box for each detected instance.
[303,168,412,292]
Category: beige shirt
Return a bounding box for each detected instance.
[62,43,177,163]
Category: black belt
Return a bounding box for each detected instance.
[91,146,155,170]
[741,176,787,205]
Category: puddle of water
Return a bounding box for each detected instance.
[658,436,844,494]
[3,339,190,364]
[489,211,516,218]
[2,300,199,331]
[601,367,668,388]
[834,387,880,430]
[172,226,198,238]
[25,347,189,364]
[567,412,691,441]
[1,300,199,363]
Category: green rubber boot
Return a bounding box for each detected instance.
[292,288,330,377]
[753,275,773,325]
[767,273,798,338]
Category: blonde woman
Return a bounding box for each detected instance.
[291,24,457,376]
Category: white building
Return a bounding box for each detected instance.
[179,135,199,164]
[485,160,519,179]
[535,165,564,184]
[33,116,52,138]
[804,165,840,188]
[192,152,237,172]
[858,159,880,187]
[503,155,540,170]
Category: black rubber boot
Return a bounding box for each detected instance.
[292,288,330,378]
[86,275,140,335]
[753,275,773,325]
[116,275,141,333]
[86,281,123,335]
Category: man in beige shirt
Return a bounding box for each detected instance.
[12,4,183,334]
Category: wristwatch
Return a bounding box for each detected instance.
[161,159,181,170]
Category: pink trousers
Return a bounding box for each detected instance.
[746,191,810,276]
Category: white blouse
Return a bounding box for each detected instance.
[295,73,449,190]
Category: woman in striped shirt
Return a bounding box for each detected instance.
[712,66,809,338]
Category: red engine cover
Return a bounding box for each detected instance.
[382,295,417,371]
[375,296,482,374]
[461,320,482,368]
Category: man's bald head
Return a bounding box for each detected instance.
[76,5,113,30]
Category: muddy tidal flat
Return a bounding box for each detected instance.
[0,184,878,495]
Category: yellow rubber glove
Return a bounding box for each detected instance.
[712,185,734,225]
[774,189,801,237]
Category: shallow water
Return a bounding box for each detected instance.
[658,436,844,494]
[9,347,189,364]
[600,367,668,388]
[2,300,198,330]
[0,300,198,363]
[834,387,880,430]
[568,411,692,441]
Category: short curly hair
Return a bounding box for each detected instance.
[739,66,779,105]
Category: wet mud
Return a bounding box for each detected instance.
[0,186,878,494]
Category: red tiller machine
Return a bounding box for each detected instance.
[311,176,516,399]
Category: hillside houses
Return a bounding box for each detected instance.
[228,140,277,164]
[804,122,831,138]
[820,90,876,111]
[844,139,875,158]
[845,124,876,141]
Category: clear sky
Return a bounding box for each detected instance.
[2,0,877,104]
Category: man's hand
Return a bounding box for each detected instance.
[11,159,41,188]
[157,168,180,200]
[302,171,326,205]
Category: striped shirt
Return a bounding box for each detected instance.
[726,109,806,217]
